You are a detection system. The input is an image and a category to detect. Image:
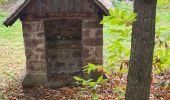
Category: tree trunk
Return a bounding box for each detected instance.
[125,0,157,100]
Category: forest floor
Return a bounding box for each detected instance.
[0,1,170,100]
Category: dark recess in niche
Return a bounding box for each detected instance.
[45,19,82,42]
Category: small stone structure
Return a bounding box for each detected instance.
[4,0,113,87]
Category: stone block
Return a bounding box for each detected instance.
[83,29,96,38]
[26,61,47,73]
[31,22,44,32]
[23,32,32,38]
[95,38,103,46]
[25,38,45,48]
[55,62,65,67]
[36,48,45,52]
[22,21,43,33]
[83,38,103,46]
[89,30,96,38]
[40,54,46,60]
[83,58,103,65]
[72,50,81,57]
[83,20,102,28]
[25,48,33,60]
[82,29,90,37]
[95,28,103,38]
[29,53,39,61]
[83,38,96,46]
[22,22,32,33]
[22,73,47,87]
[36,32,44,38]
[95,46,103,58]
[82,46,95,59]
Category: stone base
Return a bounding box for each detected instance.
[22,73,47,87]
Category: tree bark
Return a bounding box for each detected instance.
[125,0,157,100]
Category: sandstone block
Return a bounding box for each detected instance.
[83,20,102,28]
[22,73,47,87]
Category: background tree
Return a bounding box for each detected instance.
[125,0,157,100]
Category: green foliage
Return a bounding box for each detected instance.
[83,63,111,75]
[153,27,170,74]
[83,63,99,74]
[74,8,137,99]
[101,8,137,99]
[74,64,109,87]
[74,64,109,100]
[101,8,136,26]
[154,4,170,74]
[102,4,170,98]
[91,92,99,100]
[74,75,105,89]
[158,0,170,5]
[103,6,170,75]
[114,86,126,100]
[103,9,136,74]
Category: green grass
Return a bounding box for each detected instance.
[156,4,170,35]
[0,0,8,4]
[0,12,22,41]
[157,5,170,25]
[0,11,25,99]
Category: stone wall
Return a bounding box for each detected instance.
[21,16,103,86]
[82,19,103,65]
[22,20,47,86]
[82,19,103,80]
[44,19,82,77]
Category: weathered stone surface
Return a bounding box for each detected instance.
[72,50,81,57]
[24,37,45,48]
[45,19,83,77]
[25,48,33,60]
[23,21,47,84]
[83,38,96,46]
[83,20,102,28]
[22,21,44,34]
[89,31,96,38]
[36,48,45,52]
[84,58,103,65]
[83,38,103,46]
[82,29,90,37]
[55,62,65,67]
[82,19,103,67]
[26,61,47,73]
[36,32,44,38]
[22,17,103,87]
[95,46,103,58]
[22,73,47,87]
[95,38,103,46]
[22,23,32,33]
[82,46,95,59]
[95,28,103,38]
